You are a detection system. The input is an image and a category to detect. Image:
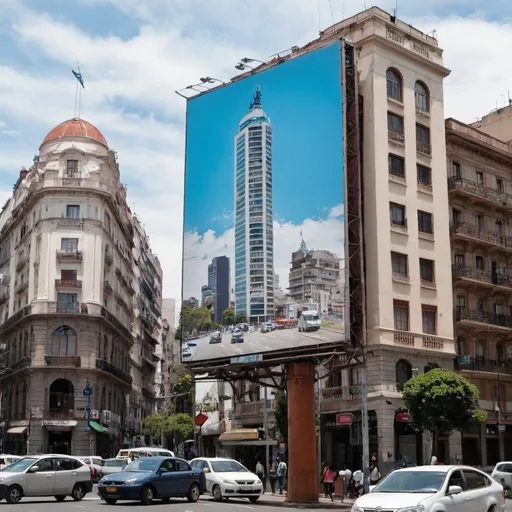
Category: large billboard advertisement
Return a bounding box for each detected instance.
[181,41,345,363]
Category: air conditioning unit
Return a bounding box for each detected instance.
[102,410,112,424]
[91,409,99,420]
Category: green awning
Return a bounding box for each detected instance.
[89,421,105,433]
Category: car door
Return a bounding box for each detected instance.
[25,458,56,496]
[436,469,468,512]
[462,469,491,511]
[54,458,78,494]
[175,459,194,495]
[153,459,179,498]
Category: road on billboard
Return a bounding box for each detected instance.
[184,325,345,362]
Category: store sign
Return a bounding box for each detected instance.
[336,413,353,426]
[396,412,411,423]
[41,420,78,427]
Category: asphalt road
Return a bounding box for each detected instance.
[183,326,345,363]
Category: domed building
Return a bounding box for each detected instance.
[0,118,163,456]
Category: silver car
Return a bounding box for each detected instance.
[98,458,128,480]
[0,454,93,504]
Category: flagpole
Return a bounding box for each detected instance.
[77,63,81,119]
[74,76,79,118]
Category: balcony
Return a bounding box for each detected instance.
[44,408,75,419]
[457,356,512,376]
[448,176,512,209]
[416,141,431,156]
[44,355,81,367]
[104,253,113,267]
[96,358,132,385]
[56,250,83,262]
[455,307,512,331]
[15,281,28,294]
[320,386,362,412]
[101,307,133,343]
[16,256,28,272]
[55,279,82,289]
[57,302,80,314]
[452,264,512,290]
[104,282,113,295]
[390,219,408,234]
[391,330,445,350]
[142,385,156,399]
[450,222,512,252]
[142,354,156,370]
[388,130,404,144]
[234,399,276,424]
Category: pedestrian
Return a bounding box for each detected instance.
[352,469,363,496]
[277,458,287,495]
[430,454,437,465]
[343,464,352,498]
[268,459,277,493]
[370,456,381,485]
[321,462,335,501]
[256,460,265,493]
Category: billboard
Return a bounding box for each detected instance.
[181,41,345,364]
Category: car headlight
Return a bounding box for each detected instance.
[124,477,140,485]
[351,505,364,512]
[256,479,262,484]
[397,507,425,512]
[222,479,237,485]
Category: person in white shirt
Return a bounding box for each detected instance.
[255,461,265,493]
[277,459,287,495]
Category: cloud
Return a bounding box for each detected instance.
[183,205,344,301]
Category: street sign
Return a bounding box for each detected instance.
[230,354,262,364]
[195,413,208,427]
[82,386,93,397]
[84,407,91,413]
[396,412,411,423]
[499,424,506,432]
[336,413,353,426]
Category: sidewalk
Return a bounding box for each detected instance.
[255,492,355,509]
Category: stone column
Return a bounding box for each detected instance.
[286,362,317,503]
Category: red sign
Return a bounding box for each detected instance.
[195,413,209,427]
[336,413,353,426]
[396,412,411,423]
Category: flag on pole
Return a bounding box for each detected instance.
[72,68,85,89]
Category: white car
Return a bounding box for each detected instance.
[353,465,505,512]
[190,457,262,503]
[0,454,93,504]
[0,455,21,470]
[98,458,128,479]
[491,462,512,495]
[79,456,104,482]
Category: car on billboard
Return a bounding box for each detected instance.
[261,323,271,333]
[209,331,222,344]
[298,310,321,332]
[231,330,244,343]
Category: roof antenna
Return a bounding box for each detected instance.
[508,91,511,106]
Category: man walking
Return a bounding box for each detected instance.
[277,459,287,495]
[256,460,265,493]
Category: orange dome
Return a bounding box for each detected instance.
[41,118,108,148]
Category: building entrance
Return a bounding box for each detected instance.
[48,431,72,454]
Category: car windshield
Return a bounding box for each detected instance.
[104,459,126,467]
[124,459,159,472]
[305,315,319,321]
[1,458,37,473]
[211,460,248,473]
[373,470,446,493]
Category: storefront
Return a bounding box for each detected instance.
[393,411,422,465]
[5,421,29,455]
[89,420,111,457]
[42,420,77,454]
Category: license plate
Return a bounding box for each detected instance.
[241,486,251,491]
[106,487,117,493]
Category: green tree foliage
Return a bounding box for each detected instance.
[196,392,218,413]
[402,368,486,449]
[223,307,235,325]
[142,412,195,443]
[175,305,212,340]
[274,395,288,443]
[235,312,247,324]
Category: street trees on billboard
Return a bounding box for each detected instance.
[402,368,487,460]
[175,305,212,341]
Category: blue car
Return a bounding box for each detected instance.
[97,456,206,505]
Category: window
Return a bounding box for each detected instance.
[417,164,431,187]
[176,460,191,472]
[452,208,461,224]
[105,212,111,233]
[416,124,431,154]
[418,210,433,234]
[420,258,435,283]
[395,360,412,391]
[454,254,464,266]
[476,171,484,185]
[414,81,429,111]
[386,68,402,101]
[475,256,484,269]
[390,203,406,227]
[66,205,80,218]
[391,252,408,277]
[495,303,505,316]
[393,300,409,331]
[389,154,405,178]
[463,470,489,489]
[61,238,78,252]
[447,470,466,490]
[51,326,77,356]
[66,160,79,177]
[497,178,504,193]
[60,270,77,285]
[452,161,461,179]
[475,214,484,230]
[496,220,503,235]
[456,295,466,309]
[422,306,437,335]
[388,112,404,134]
[57,293,78,314]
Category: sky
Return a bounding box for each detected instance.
[2,0,512,310]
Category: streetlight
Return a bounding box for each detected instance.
[175,83,210,99]
[235,62,253,71]
[241,57,266,65]
[200,77,225,84]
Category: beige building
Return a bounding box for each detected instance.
[446,110,512,466]
[0,118,160,456]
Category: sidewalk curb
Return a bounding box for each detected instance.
[256,500,352,509]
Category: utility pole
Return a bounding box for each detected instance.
[316,368,322,477]
[361,345,370,494]
[263,385,269,488]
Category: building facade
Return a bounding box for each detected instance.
[0,118,160,456]
[446,115,512,466]
[208,256,230,324]
[234,87,274,323]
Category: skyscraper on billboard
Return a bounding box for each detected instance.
[208,256,230,324]
[234,86,274,323]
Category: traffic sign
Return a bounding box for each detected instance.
[82,386,93,397]
[195,413,208,427]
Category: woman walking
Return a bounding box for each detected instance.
[321,462,336,501]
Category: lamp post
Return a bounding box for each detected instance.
[200,77,225,84]
[241,57,266,65]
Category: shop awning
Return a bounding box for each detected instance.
[7,426,27,434]
[218,429,260,442]
[89,421,105,433]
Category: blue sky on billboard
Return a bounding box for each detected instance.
[183,42,344,304]
[185,43,343,235]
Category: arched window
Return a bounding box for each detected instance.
[396,359,412,391]
[415,81,429,112]
[49,378,74,410]
[497,342,504,363]
[51,326,77,356]
[387,68,402,102]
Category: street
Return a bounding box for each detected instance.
[185,326,345,362]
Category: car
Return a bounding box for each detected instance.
[182,347,192,358]
[99,458,128,479]
[231,329,244,343]
[97,456,206,505]
[261,323,271,333]
[116,448,175,460]
[190,457,263,503]
[79,456,104,482]
[353,465,505,512]
[187,340,198,347]
[0,454,93,504]
[210,331,222,344]
[0,455,21,470]
[491,462,512,496]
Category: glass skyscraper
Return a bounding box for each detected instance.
[234,86,274,323]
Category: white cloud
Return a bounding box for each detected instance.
[183,205,344,301]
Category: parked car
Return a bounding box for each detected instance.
[79,456,104,482]
[116,448,174,460]
[0,455,21,471]
[210,331,222,344]
[0,454,93,504]
[491,462,512,497]
[231,329,244,343]
[97,456,206,505]
[187,340,198,347]
[261,323,271,333]
[99,458,128,479]
[297,310,321,332]
[354,465,505,512]
[190,457,263,503]
[182,347,192,358]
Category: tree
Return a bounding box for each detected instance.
[166,413,195,443]
[196,392,218,413]
[142,413,164,441]
[223,307,235,326]
[402,368,486,458]
[235,312,247,324]
[274,395,288,443]
[175,305,213,340]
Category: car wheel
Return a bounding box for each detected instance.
[54,495,66,502]
[187,483,200,503]
[71,483,85,501]
[105,498,117,505]
[249,496,259,503]
[140,485,154,505]
[6,485,22,504]
[213,484,223,502]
